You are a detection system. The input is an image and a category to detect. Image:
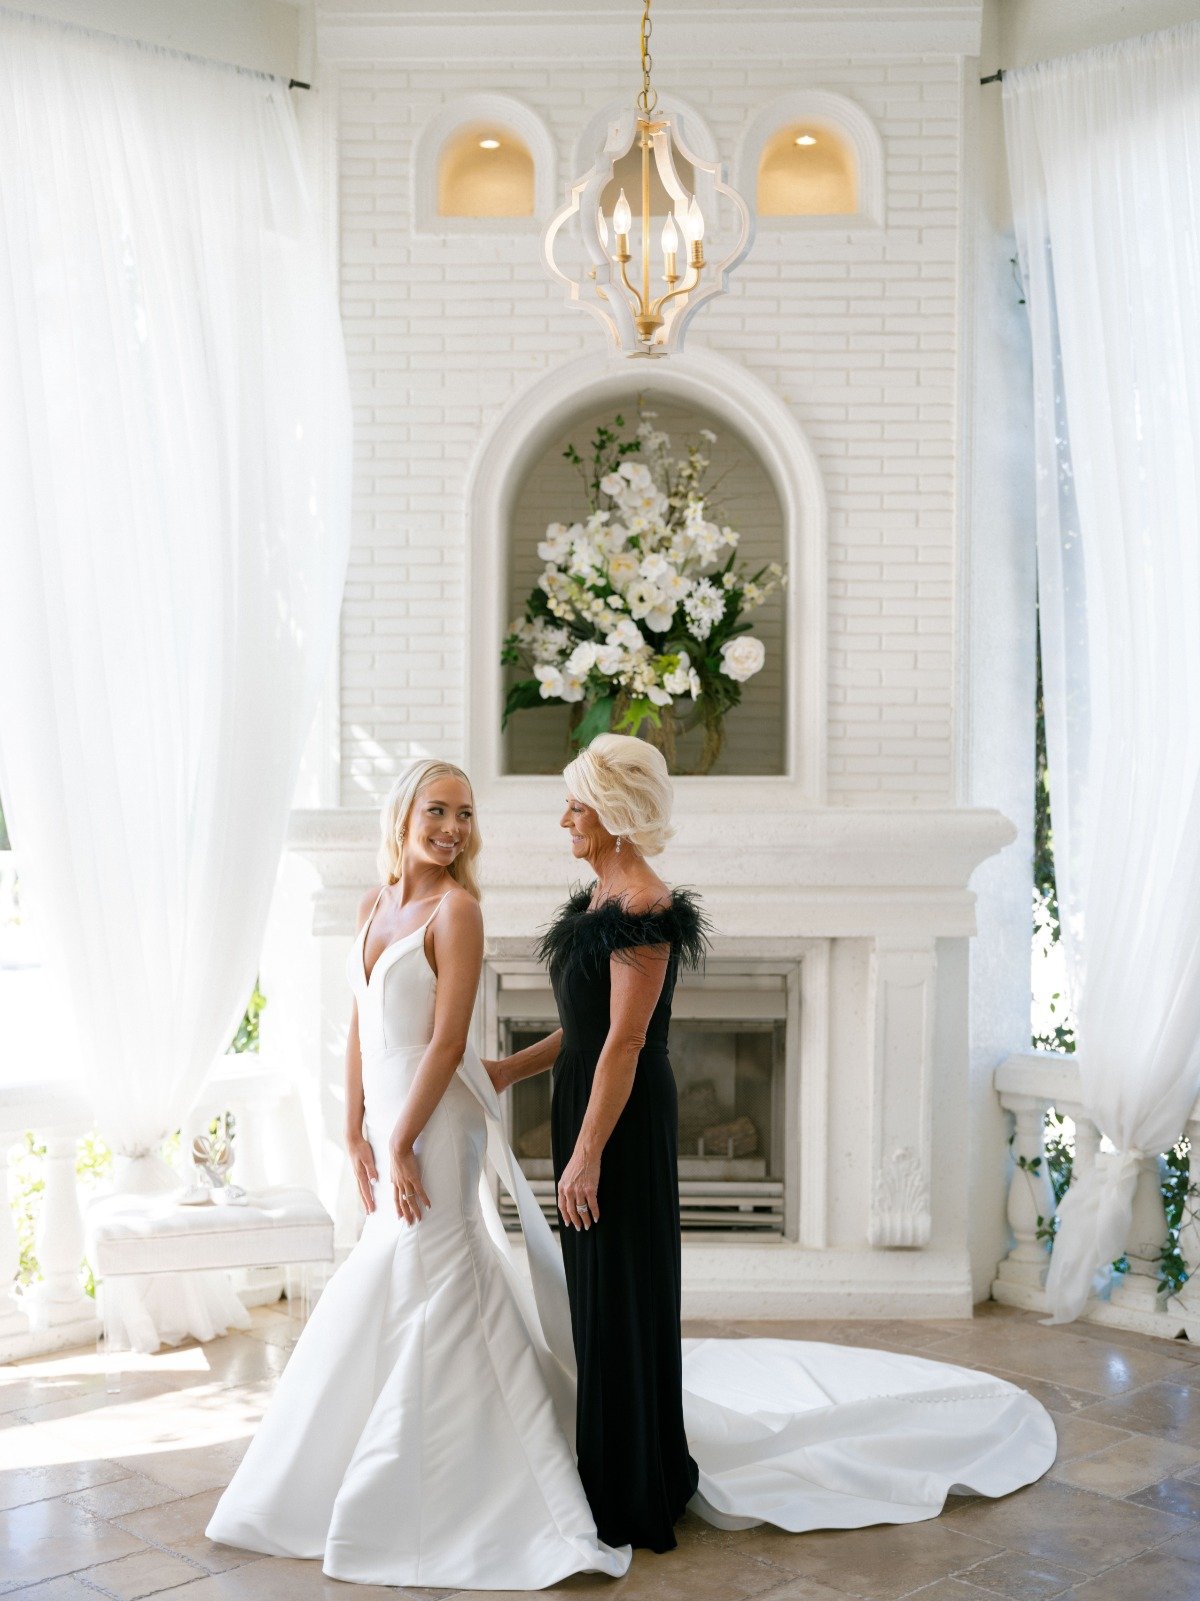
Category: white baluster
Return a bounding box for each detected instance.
[0,1133,31,1345]
[995,1094,1055,1296]
[28,1132,93,1328]
[1108,1151,1171,1320]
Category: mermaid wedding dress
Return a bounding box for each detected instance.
[206,894,1056,1587]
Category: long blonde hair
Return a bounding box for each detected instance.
[375,758,482,901]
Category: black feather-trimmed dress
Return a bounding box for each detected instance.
[537,885,710,1552]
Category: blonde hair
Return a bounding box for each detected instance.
[376,758,482,901]
[563,733,675,857]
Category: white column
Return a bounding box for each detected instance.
[0,1134,31,1346]
[1108,1152,1170,1318]
[994,1093,1055,1294]
[28,1131,94,1328]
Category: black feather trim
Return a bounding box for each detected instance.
[536,884,711,975]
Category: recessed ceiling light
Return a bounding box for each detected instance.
[479,137,501,150]
[794,134,817,147]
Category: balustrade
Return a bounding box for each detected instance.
[994,1052,1195,1340]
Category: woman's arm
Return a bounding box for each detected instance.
[388,893,484,1224]
[556,944,669,1231]
[346,887,382,1213]
[485,1028,563,1092]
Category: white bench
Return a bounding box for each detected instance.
[86,1184,334,1384]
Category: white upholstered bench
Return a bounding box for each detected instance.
[86,1184,334,1383]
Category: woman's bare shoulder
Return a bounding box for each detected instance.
[356,885,386,929]
[618,875,673,916]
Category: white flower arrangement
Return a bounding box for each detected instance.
[502,411,786,771]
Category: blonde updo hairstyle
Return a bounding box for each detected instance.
[376,758,482,901]
[563,733,675,858]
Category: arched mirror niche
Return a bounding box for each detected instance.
[504,395,787,778]
[438,122,534,217]
[758,122,856,216]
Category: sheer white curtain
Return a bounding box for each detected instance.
[1005,25,1200,1323]
[0,13,350,1345]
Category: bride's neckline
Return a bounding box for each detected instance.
[360,888,449,985]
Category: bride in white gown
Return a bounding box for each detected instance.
[206,758,1056,1590]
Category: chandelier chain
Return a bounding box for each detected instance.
[637,0,657,115]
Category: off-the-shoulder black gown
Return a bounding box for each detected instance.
[537,886,710,1553]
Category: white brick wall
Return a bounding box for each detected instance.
[334,54,962,807]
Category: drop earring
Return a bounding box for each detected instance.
[615,834,622,853]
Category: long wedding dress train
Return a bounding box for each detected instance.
[206,898,1055,1588]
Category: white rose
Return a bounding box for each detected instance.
[535,664,564,699]
[565,641,598,677]
[607,619,646,653]
[537,522,572,563]
[645,604,675,634]
[719,636,766,683]
[608,551,641,588]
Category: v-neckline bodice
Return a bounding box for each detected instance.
[358,889,450,987]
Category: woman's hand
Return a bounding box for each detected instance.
[389,1136,432,1225]
[557,1143,601,1231]
[482,1056,509,1093]
[347,1132,378,1214]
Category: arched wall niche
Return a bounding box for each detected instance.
[737,90,885,233]
[413,94,557,234]
[465,350,827,809]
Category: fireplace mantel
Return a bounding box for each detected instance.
[288,804,1015,941]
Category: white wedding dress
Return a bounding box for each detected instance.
[206,892,1056,1588]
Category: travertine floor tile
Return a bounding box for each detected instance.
[954,1547,1080,1599]
[1078,1381,1200,1446]
[940,1479,1188,1575]
[1049,1432,1200,1496]
[146,1561,439,1600]
[1127,1474,1200,1522]
[2,1577,106,1601]
[0,1496,147,1587]
[1045,1415,1130,1464]
[0,1458,128,1511]
[697,1520,1003,1598]
[1064,1546,1200,1598]
[112,1487,262,1575]
[65,1471,191,1521]
[83,1547,209,1600]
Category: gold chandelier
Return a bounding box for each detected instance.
[543,0,753,358]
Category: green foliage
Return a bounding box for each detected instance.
[230,977,266,1055]
[571,695,616,750]
[1032,609,1076,1054]
[563,414,642,511]
[1033,1108,1196,1296]
[501,679,548,730]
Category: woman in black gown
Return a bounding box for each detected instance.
[486,733,708,1552]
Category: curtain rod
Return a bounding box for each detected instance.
[980,69,1004,84]
[289,78,311,90]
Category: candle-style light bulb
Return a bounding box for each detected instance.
[613,190,632,235]
[684,196,705,243]
[661,213,679,254]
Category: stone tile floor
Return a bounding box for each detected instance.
[4,1300,1200,1600]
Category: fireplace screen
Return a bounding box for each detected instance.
[492,970,789,1236]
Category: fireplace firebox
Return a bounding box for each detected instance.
[486,963,794,1237]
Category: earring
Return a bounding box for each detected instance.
[615,835,622,853]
